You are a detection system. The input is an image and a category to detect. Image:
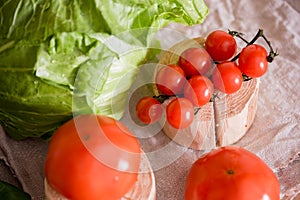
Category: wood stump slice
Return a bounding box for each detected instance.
[214,78,259,146]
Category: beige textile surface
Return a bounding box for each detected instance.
[0,0,300,199]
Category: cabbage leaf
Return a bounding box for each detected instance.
[0,0,208,139]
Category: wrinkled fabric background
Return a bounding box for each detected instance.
[1,0,300,199]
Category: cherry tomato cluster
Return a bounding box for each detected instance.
[136,29,277,129]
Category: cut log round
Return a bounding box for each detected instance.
[154,37,260,150]
[214,78,259,147]
[44,153,156,200]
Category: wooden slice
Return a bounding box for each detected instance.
[154,37,260,150]
[122,153,156,200]
[44,153,156,200]
[214,78,260,146]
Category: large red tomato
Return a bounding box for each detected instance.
[44,114,141,200]
[185,146,280,200]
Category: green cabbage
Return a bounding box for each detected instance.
[0,0,208,140]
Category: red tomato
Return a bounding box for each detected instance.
[212,61,243,94]
[44,114,141,200]
[155,64,187,95]
[185,146,280,200]
[178,48,213,77]
[166,98,194,129]
[183,75,213,107]
[238,44,268,78]
[136,96,163,124]
[205,30,237,61]
[155,64,186,95]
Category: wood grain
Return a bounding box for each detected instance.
[214,78,259,146]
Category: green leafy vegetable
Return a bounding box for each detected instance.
[0,0,208,139]
[0,180,31,200]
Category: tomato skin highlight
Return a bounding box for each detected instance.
[166,98,194,129]
[185,146,280,200]
[44,114,141,200]
[205,30,237,61]
[238,44,268,78]
[178,48,213,77]
[212,61,243,94]
[155,64,187,95]
[183,75,213,107]
[136,96,163,124]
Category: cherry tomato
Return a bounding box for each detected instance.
[44,114,141,200]
[238,44,268,78]
[183,75,213,107]
[205,30,237,61]
[178,48,213,77]
[136,96,163,124]
[155,64,187,95]
[212,61,243,94]
[166,98,194,129]
[185,146,280,200]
